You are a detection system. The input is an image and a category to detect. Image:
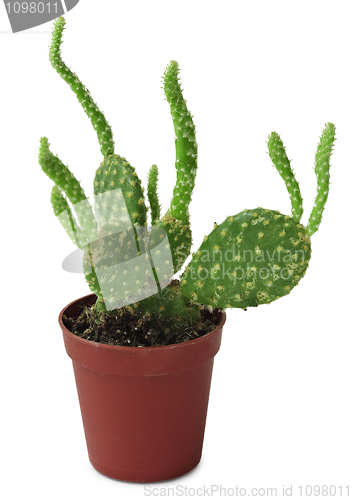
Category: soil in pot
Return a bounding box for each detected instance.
[63,296,222,347]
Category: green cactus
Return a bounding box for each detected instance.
[267,132,303,222]
[40,17,336,332]
[180,208,311,309]
[163,60,197,222]
[40,17,198,322]
[147,164,161,225]
[180,123,335,309]
[307,123,336,236]
[39,137,97,244]
[50,185,84,247]
[49,16,114,157]
[94,155,147,228]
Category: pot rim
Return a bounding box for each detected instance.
[60,293,225,376]
[59,292,226,353]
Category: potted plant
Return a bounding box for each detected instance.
[39,17,336,482]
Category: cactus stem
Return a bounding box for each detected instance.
[307,123,336,236]
[49,17,114,157]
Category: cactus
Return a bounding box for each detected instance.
[40,17,336,333]
[306,123,335,236]
[49,16,114,157]
[180,208,311,309]
[180,124,335,309]
[40,17,198,322]
[163,60,197,222]
[147,164,161,225]
[267,132,303,222]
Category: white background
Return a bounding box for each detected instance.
[1,0,351,498]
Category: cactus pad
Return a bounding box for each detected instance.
[151,211,192,274]
[94,154,147,228]
[181,208,312,309]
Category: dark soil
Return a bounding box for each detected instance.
[63,303,222,347]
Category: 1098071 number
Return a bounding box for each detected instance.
[5,2,58,14]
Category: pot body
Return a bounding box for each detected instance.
[59,294,225,482]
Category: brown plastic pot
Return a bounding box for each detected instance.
[59,293,225,482]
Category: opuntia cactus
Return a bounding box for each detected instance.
[180,123,335,309]
[39,17,336,330]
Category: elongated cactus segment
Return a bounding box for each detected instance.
[84,244,104,303]
[49,17,114,157]
[147,164,161,225]
[40,137,86,205]
[51,185,84,247]
[39,137,97,241]
[307,123,336,236]
[181,208,311,309]
[163,61,197,222]
[267,132,303,222]
[150,211,192,273]
[94,154,147,229]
